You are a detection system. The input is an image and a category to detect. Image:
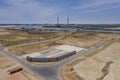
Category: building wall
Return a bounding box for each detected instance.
[26,51,76,62]
[57,51,76,61]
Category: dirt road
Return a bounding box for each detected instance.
[0,42,107,80]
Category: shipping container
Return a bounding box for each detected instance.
[7,67,23,74]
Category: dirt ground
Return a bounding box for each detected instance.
[0,29,10,45]
[66,32,120,47]
[1,29,120,79]
[0,54,41,80]
[8,41,62,56]
[60,42,109,80]
[0,29,64,46]
[60,32,120,80]
[73,42,120,80]
[0,29,10,35]
[8,32,120,56]
[104,27,120,30]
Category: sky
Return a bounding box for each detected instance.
[0,0,120,24]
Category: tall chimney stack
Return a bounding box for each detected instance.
[57,17,59,25]
[67,17,69,25]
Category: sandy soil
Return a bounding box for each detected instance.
[0,32,10,35]
[9,41,62,55]
[60,42,108,80]
[73,42,120,80]
[0,29,6,31]
[0,29,63,46]
[0,54,41,80]
[104,27,120,30]
[0,29,10,35]
[8,32,120,56]
[53,32,120,48]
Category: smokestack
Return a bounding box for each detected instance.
[57,17,59,25]
[67,17,69,24]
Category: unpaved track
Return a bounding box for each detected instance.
[6,31,76,48]
[0,42,107,80]
[74,42,120,80]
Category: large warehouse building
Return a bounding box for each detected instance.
[22,45,85,62]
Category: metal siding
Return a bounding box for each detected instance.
[28,57,58,62]
[57,51,76,61]
[26,51,76,62]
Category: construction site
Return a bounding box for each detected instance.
[0,27,120,80]
[0,54,41,80]
[0,0,120,79]
[22,45,85,62]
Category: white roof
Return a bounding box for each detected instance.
[22,52,41,58]
[22,45,85,58]
[55,45,85,52]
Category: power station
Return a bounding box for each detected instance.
[56,17,70,25]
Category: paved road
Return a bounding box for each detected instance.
[0,42,108,80]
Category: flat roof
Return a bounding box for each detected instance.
[22,45,85,58]
[23,49,69,58]
[55,45,85,52]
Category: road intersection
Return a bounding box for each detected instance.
[0,42,108,80]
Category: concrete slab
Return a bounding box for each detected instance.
[22,45,86,59]
[55,45,85,52]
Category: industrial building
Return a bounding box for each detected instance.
[23,45,85,62]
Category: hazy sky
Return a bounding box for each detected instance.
[0,0,120,24]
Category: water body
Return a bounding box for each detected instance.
[18,26,120,34]
[80,29,120,34]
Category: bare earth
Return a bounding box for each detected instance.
[73,42,120,80]
[1,28,120,80]
[0,29,64,46]
[0,54,41,80]
[8,32,120,55]
[104,27,120,30]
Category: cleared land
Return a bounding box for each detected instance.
[1,28,120,80]
[73,42,120,80]
[60,32,120,80]
[0,29,10,35]
[60,42,109,80]
[0,29,64,46]
[8,42,61,56]
[8,32,120,55]
[63,32,120,47]
[104,27,120,30]
[0,54,41,80]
